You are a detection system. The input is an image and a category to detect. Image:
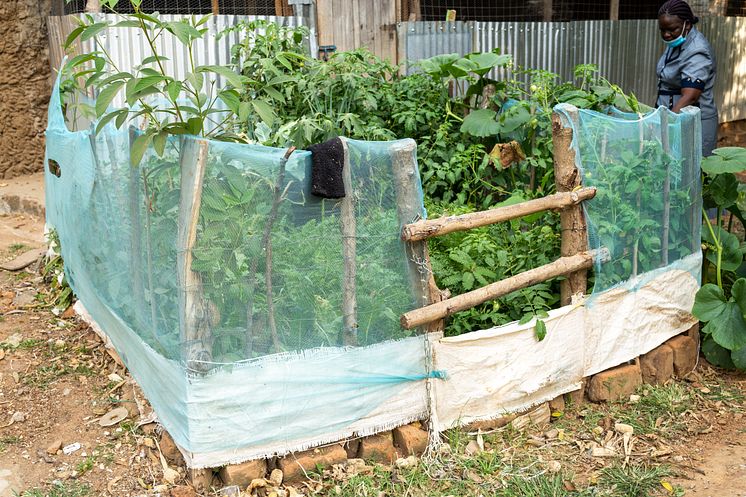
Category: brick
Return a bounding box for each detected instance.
[587,363,642,402]
[686,323,700,350]
[640,344,674,385]
[565,379,586,407]
[358,432,397,464]
[160,431,185,467]
[549,394,565,413]
[667,335,698,376]
[393,423,429,456]
[278,444,347,482]
[219,458,267,487]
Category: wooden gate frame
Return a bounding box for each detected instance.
[399,109,606,330]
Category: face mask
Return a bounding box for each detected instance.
[663,22,688,48]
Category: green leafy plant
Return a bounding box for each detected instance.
[692,147,746,369]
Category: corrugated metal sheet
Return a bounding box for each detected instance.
[48,14,315,106]
[398,18,746,122]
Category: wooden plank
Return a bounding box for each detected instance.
[177,139,213,372]
[402,187,597,242]
[551,111,589,306]
[316,0,334,46]
[400,249,608,329]
[661,109,670,266]
[274,0,283,16]
[339,138,358,346]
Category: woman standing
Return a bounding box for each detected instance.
[656,0,718,156]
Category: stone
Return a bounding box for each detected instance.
[170,485,197,497]
[268,468,283,486]
[188,468,214,495]
[278,444,347,482]
[566,379,586,406]
[219,459,267,487]
[640,344,674,385]
[46,439,62,455]
[549,394,565,412]
[392,423,429,456]
[667,335,698,376]
[358,432,397,464]
[587,363,643,402]
[159,431,185,467]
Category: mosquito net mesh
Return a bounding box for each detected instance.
[554,103,702,296]
[45,73,436,465]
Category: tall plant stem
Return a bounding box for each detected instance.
[703,207,723,289]
[245,146,295,355]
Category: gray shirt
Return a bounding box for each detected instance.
[655,27,717,120]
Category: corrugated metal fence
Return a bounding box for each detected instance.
[398,18,746,123]
[48,14,315,104]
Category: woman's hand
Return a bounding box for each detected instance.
[672,87,702,113]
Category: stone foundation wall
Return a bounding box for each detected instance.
[0,0,52,179]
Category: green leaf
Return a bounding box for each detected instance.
[518,313,533,325]
[112,20,141,28]
[133,75,167,93]
[97,72,133,87]
[64,26,85,49]
[238,101,250,121]
[95,109,127,134]
[460,109,499,137]
[703,227,742,272]
[704,300,746,351]
[80,22,109,42]
[141,55,170,65]
[130,132,153,167]
[153,131,168,156]
[499,105,532,133]
[535,319,547,341]
[115,110,129,129]
[186,117,203,135]
[702,336,736,369]
[463,52,511,77]
[701,147,746,175]
[705,173,738,208]
[165,20,203,46]
[95,80,126,117]
[462,272,475,290]
[166,80,182,102]
[693,284,727,322]
[196,65,247,89]
[417,53,460,78]
[251,100,276,127]
[218,90,241,113]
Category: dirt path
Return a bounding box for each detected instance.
[675,429,746,497]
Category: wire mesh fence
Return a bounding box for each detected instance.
[60,0,288,15]
[415,0,745,21]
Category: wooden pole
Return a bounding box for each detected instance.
[126,130,147,332]
[551,110,589,305]
[400,249,609,329]
[212,0,220,15]
[177,139,214,372]
[339,138,358,346]
[402,187,597,242]
[543,0,553,21]
[609,0,620,20]
[661,110,670,266]
[391,139,431,313]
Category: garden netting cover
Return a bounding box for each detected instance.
[44,74,437,467]
[554,103,703,297]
